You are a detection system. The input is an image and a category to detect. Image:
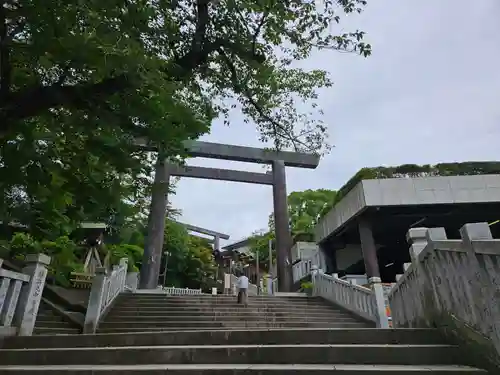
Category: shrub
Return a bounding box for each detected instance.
[301,281,313,290]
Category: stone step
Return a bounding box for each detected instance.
[106,310,351,318]
[112,306,339,313]
[120,295,313,300]
[119,297,327,303]
[37,310,60,317]
[97,324,371,334]
[34,321,80,328]
[0,344,465,367]
[0,363,486,374]
[2,329,447,349]
[118,296,326,302]
[98,321,368,330]
[34,301,81,335]
[36,315,68,323]
[33,327,81,335]
[103,315,359,322]
[115,302,335,309]
[115,301,336,308]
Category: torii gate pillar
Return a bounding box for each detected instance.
[139,157,170,290]
[272,160,292,292]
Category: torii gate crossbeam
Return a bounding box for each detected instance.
[177,221,230,252]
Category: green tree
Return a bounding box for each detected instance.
[248,189,336,267]
[161,220,216,289]
[1,0,370,153]
[184,235,217,289]
[267,189,336,237]
[287,189,337,236]
[1,0,370,239]
[248,229,275,269]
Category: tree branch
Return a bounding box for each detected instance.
[169,0,265,79]
[218,48,307,152]
[0,75,132,138]
[192,0,210,56]
[251,8,270,56]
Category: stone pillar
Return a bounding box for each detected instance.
[266,276,273,296]
[358,218,388,328]
[319,243,336,274]
[139,157,170,289]
[15,254,51,336]
[271,159,292,292]
[311,264,319,296]
[407,227,431,264]
[213,235,220,253]
[126,272,139,292]
[358,218,380,279]
[83,267,107,334]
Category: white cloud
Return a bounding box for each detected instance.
[171,0,500,246]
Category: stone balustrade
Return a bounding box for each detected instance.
[0,254,51,336]
[292,251,324,283]
[389,222,500,361]
[312,268,387,325]
[83,258,128,334]
[164,287,202,295]
[292,258,313,283]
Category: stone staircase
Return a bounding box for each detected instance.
[98,294,371,333]
[0,294,489,374]
[34,301,81,335]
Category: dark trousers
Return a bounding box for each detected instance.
[237,288,248,305]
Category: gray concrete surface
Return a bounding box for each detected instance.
[315,174,500,243]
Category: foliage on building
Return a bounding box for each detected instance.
[327,161,500,218]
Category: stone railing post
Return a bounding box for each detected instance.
[408,227,430,263]
[397,227,447,328]
[460,223,500,346]
[266,275,272,296]
[15,254,51,336]
[83,267,107,334]
[312,265,327,297]
[369,276,389,329]
[311,265,319,296]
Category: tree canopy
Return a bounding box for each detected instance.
[160,220,216,290]
[248,188,336,268]
[0,0,372,288]
[281,189,336,237]
[0,0,370,237]
[1,0,370,151]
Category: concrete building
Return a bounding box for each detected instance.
[315,174,500,283]
[222,238,253,257]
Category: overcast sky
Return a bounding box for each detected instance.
[171,0,500,246]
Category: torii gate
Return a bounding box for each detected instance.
[177,221,230,252]
[136,139,320,292]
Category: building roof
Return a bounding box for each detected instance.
[315,174,500,244]
[222,237,253,252]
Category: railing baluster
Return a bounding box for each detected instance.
[1,279,23,326]
[0,254,50,336]
[0,277,12,313]
[311,266,379,325]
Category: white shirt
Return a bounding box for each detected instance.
[237,275,249,289]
